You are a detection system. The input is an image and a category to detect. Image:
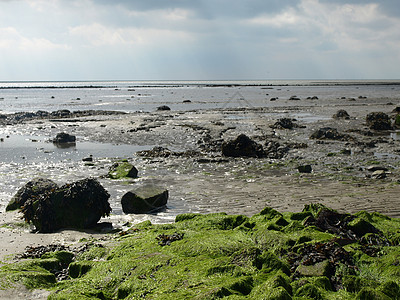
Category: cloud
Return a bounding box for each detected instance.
[0,27,69,51]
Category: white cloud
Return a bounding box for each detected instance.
[68,22,194,47]
[0,27,69,51]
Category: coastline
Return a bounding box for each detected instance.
[1,88,400,297]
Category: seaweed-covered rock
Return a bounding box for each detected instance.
[121,185,168,214]
[310,127,351,141]
[108,161,138,179]
[333,109,350,119]
[366,112,392,130]
[222,134,266,158]
[21,178,111,233]
[6,178,58,211]
[52,132,76,144]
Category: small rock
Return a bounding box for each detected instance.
[221,134,266,158]
[333,109,350,119]
[298,165,312,173]
[366,166,388,172]
[82,155,93,162]
[108,162,138,179]
[157,105,171,111]
[121,185,168,214]
[52,132,76,144]
[371,170,387,179]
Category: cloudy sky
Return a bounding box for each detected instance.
[0,0,399,81]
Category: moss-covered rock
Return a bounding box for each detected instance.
[107,161,138,179]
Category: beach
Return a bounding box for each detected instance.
[1,81,400,298]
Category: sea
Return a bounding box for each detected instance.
[1,80,400,114]
[1,80,400,224]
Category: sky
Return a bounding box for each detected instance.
[0,0,399,81]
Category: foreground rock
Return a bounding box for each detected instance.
[21,178,111,233]
[3,204,400,299]
[6,178,58,211]
[121,185,168,214]
[222,134,266,158]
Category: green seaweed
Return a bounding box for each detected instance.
[1,204,400,299]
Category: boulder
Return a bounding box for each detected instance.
[366,112,392,130]
[221,134,266,158]
[108,161,138,179]
[333,110,350,119]
[52,132,76,144]
[21,178,111,233]
[121,185,168,214]
[6,178,58,211]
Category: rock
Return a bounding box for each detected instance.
[21,178,111,233]
[265,140,289,159]
[289,96,300,100]
[82,155,93,162]
[6,178,58,211]
[333,109,350,119]
[366,112,392,130]
[270,118,295,129]
[366,166,388,172]
[121,185,168,214]
[183,100,191,103]
[310,127,351,141]
[296,260,331,277]
[222,134,266,158]
[298,165,312,173]
[157,105,171,111]
[371,170,387,179]
[52,132,76,144]
[108,161,138,179]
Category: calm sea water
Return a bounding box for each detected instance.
[1,80,399,114]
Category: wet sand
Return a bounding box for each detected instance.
[1,95,400,297]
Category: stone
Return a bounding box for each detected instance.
[296,260,331,277]
[21,178,111,233]
[52,132,76,144]
[366,166,388,172]
[270,118,295,129]
[333,109,350,119]
[157,105,171,111]
[310,127,351,141]
[221,134,266,158]
[371,170,387,179]
[108,162,138,179]
[121,185,168,214]
[366,112,392,130]
[298,165,312,173]
[6,178,58,211]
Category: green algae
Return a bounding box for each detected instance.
[1,204,400,299]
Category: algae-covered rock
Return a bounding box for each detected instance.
[108,161,138,179]
[296,260,331,277]
[366,112,392,130]
[121,184,168,214]
[6,178,58,211]
[21,178,111,232]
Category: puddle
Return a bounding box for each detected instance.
[0,134,152,164]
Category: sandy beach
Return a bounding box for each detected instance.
[1,92,400,298]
